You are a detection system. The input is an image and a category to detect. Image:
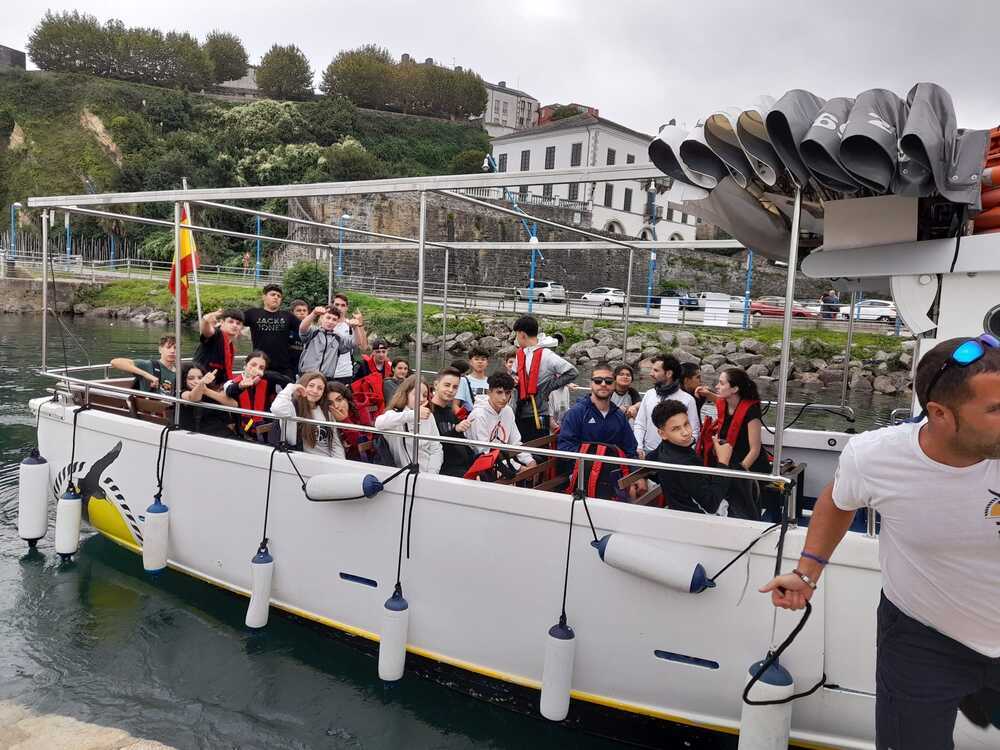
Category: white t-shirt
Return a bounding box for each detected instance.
[457,374,489,410]
[333,321,354,378]
[832,422,1000,657]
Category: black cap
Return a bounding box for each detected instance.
[371,338,388,350]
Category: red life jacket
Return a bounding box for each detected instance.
[463,449,524,482]
[363,354,393,381]
[207,335,236,382]
[352,355,391,420]
[564,443,631,500]
[696,398,760,465]
[232,374,269,435]
[516,348,542,399]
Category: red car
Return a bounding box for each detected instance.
[750,297,818,319]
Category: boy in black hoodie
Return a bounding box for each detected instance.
[647,399,734,515]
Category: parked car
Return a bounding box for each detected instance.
[581,287,626,306]
[659,290,699,310]
[750,297,819,318]
[515,280,567,303]
[839,299,898,322]
[798,299,824,315]
[729,295,749,311]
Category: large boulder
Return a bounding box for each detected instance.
[724,341,739,354]
[727,352,763,368]
[483,321,511,339]
[566,340,593,359]
[675,331,697,347]
[657,331,675,347]
[797,372,822,386]
[673,349,701,365]
[700,364,716,375]
[899,351,913,368]
[809,358,828,371]
[746,363,769,378]
[625,338,644,352]
[607,347,624,361]
[72,303,91,315]
[477,335,503,354]
[818,368,844,386]
[703,353,727,368]
[850,373,873,392]
[872,350,892,363]
[641,346,662,360]
[586,345,610,361]
[147,311,168,326]
[625,351,643,366]
[455,331,476,347]
[740,338,769,354]
[873,375,897,394]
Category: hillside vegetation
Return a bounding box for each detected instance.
[0,70,488,265]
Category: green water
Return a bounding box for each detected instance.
[0,315,625,750]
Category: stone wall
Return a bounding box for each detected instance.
[0,277,97,313]
[277,192,829,298]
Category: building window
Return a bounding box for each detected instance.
[497,153,507,173]
[623,188,633,213]
[520,150,530,171]
[570,142,582,167]
[502,101,508,114]
[493,100,500,116]
[667,209,676,222]
[545,146,556,169]
[626,153,635,164]
[607,148,616,166]
[604,184,614,208]
[542,184,553,198]
[681,212,688,224]
[568,183,579,201]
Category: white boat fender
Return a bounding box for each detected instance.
[17,448,49,547]
[591,533,715,594]
[244,541,274,628]
[54,484,82,561]
[378,587,410,681]
[141,494,170,573]
[539,618,576,721]
[738,658,794,750]
[304,472,384,501]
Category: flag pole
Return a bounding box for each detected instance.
[181,178,203,321]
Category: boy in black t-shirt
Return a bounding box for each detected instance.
[243,284,300,379]
[287,298,309,375]
[195,309,244,382]
[429,366,475,476]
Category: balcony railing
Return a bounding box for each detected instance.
[456,186,589,212]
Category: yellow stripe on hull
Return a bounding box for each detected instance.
[94,527,842,750]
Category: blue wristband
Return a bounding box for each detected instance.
[800,550,829,566]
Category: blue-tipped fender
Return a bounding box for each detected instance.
[17,448,49,546]
[54,484,82,560]
[592,533,715,594]
[378,588,409,681]
[245,542,274,628]
[141,495,170,573]
[305,472,384,501]
[738,659,795,750]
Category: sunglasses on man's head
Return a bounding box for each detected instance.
[591,377,615,385]
[922,333,1000,410]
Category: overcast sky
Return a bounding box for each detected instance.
[6,1,1000,132]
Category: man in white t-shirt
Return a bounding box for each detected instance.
[330,293,369,384]
[633,353,700,457]
[761,336,1000,749]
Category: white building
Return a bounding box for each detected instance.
[481,80,540,137]
[488,113,698,240]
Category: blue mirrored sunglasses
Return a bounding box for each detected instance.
[922,333,1000,410]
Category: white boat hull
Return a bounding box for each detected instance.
[31,398,996,749]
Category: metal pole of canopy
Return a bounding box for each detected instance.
[840,289,858,407]
[742,249,754,330]
[41,210,48,370]
[622,246,634,352]
[173,202,183,426]
[441,247,449,366]
[770,188,802,473]
[412,192,427,462]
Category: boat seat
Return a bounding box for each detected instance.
[497,457,558,487]
[133,395,171,425]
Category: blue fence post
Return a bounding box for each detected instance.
[741,249,754,329]
[644,186,658,315]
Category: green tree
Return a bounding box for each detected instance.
[320,45,394,108]
[448,148,486,174]
[451,70,488,119]
[235,143,328,186]
[299,96,357,146]
[256,44,314,101]
[28,11,110,75]
[163,31,213,90]
[283,261,330,306]
[550,105,580,121]
[325,136,385,181]
[203,30,248,84]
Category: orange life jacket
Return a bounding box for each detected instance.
[696,398,759,465]
[232,374,269,435]
[564,443,631,500]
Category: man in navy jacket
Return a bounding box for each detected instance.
[558,362,638,499]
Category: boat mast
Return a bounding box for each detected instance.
[173,202,183,425]
[41,210,49,371]
[411,191,428,461]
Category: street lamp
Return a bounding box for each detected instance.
[9,202,21,260]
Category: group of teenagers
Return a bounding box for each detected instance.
[110,284,774,519]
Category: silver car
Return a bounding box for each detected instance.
[515,280,567,303]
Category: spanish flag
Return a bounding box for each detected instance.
[168,205,198,310]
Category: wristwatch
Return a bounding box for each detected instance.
[792,568,818,590]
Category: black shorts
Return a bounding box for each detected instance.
[876,592,1000,749]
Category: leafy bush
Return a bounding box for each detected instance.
[256,44,314,101]
[449,148,486,174]
[283,261,330,306]
[235,143,327,186]
[219,99,308,152]
[325,136,384,181]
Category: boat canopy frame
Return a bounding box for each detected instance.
[29,165,817,506]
